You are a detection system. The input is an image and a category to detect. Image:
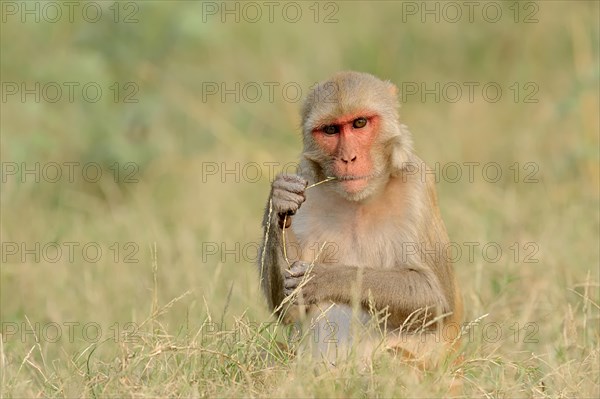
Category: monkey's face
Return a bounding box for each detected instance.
[310,112,388,201]
[301,72,411,201]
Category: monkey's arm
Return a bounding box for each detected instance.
[257,174,308,313]
[284,261,450,327]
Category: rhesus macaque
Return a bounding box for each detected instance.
[258,71,462,363]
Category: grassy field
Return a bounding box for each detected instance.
[1,1,599,397]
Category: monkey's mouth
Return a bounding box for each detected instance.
[334,171,382,181]
[334,173,381,194]
[336,175,372,181]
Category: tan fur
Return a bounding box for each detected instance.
[259,71,462,363]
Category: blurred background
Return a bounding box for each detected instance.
[1,1,598,397]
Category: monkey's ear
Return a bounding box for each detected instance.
[387,82,399,97]
[389,125,414,176]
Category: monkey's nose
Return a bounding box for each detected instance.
[341,155,357,163]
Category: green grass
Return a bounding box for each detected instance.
[1,1,599,397]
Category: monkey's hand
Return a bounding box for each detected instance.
[283,260,320,305]
[271,174,308,228]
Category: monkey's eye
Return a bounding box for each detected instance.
[322,125,340,135]
[353,117,367,129]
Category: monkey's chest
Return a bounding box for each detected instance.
[290,206,399,268]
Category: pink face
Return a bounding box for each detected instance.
[311,112,380,195]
